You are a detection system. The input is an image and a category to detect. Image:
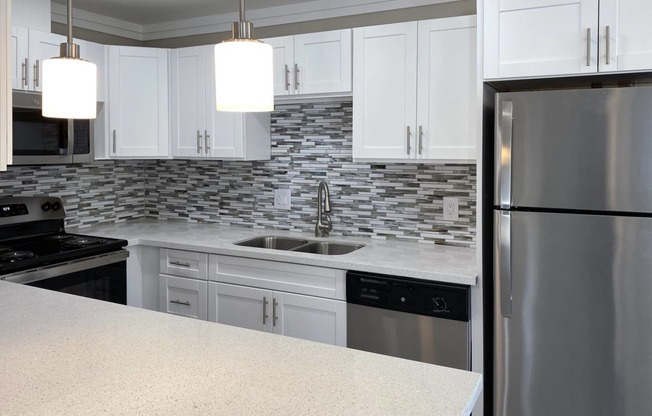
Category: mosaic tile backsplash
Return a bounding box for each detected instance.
[0,101,476,247]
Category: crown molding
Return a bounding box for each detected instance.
[52,0,457,41]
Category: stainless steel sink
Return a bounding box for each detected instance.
[291,241,365,255]
[235,236,309,250]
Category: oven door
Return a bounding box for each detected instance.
[1,251,128,305]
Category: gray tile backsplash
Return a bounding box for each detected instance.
[0,101,476,247]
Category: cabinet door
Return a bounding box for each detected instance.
[294,30,352,95]
[484,0,598,79]
[170,46,208,158]
[209,111,245,158]
[417,17,477,161]
[208,282,272,332]
[274,292,346,346]
[352,22,418,160]
[265,36,294,96]
[27,29,66,92]
[11,26,28,90]
[159,275,208,320]
[599,0,652,72]
[108,46,169,157]
[80,40,106,102]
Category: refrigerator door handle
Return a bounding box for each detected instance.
[495,100,513,209]
[496,211,512,317]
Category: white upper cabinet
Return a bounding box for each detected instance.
[170,45,271,161]
[264,29,352,97]
[598,0,652,73]
[353,16,477,162]
[484,0,652,79]
[107,46,169,158]
[170,46,212,158]
[12,27,106,99]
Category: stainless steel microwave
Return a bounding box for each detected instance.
[12,91,93,165]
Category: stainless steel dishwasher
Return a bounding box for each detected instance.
[346,271,470,370]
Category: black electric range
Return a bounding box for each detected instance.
[0,196,129,304]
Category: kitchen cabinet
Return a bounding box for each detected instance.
[11,27,106,99]
[484,0,652,79]
[208,255,346,346]
[158,248,208,320]
[209,282,346,346]
[170,45,271,160]
[11,27,64,91]
[107,46,169,158]
[352,16,477,161]
[264,30,352,97]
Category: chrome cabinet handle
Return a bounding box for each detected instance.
[170,261,191,268]
[22,58,28,86]
[262,296,269,325]
[33,60,39,87]
[170,299,191,306]
[418,125,424,155]
[197,130,202,154]
[406,126,412,155]
[605,25,611,65]
[204,130,210,153]
[272,298,278,327]
[586,28,591,67]
[284,64,290,91]
[294,63,299,90]
[495,211,512,318]
[112,130,117,154]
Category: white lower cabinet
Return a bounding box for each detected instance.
[208,282,346,346]
[208,255,347,346]
[159,274,208,320]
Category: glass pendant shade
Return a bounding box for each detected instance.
[42,58,97,119]
[214,39,273,112]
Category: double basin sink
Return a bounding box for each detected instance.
[235,236,364,256]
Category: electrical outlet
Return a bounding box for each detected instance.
[274,189,291,210]
[443,197,459,221]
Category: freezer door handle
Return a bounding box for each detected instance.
[495,211,512,317]
[495,100,513,209]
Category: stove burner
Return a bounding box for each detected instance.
[63,237,106,248]
[44,235,75,243]
[0,250,36,262]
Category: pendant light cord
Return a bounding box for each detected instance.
[67,0,73,44]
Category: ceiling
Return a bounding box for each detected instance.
[51,0,314,25]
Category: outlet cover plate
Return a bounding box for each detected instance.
[274,189,291,210]
[443,197,459,221]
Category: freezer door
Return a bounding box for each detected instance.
[495,86,652,212]
[494,211,652,416]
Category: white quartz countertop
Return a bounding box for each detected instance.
[75,219,477,285]
[0,282,482,415]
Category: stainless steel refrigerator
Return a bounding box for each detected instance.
[493,86,652,416]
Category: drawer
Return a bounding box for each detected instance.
[160,248,208,279]
[210,255,345,300]
[159,275,208,320]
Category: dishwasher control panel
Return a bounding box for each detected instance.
[346,271,469,322]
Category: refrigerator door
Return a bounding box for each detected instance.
[494,210,652,416]
[495,86,652,212]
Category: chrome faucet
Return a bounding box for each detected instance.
[315,181,332,237]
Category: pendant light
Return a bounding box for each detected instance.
[214,0,273,112]
[42,0,97,119]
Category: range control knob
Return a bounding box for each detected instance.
[432,297,448,312]
[41,202,51,211]
[52,202,62,211]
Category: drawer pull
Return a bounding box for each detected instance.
[170,299,190,306]
[170,261,191,268]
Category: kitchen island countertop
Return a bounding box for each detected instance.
[75,219,477,285]
[0,282,482,415]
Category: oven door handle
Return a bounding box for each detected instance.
[1,250,129,285]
